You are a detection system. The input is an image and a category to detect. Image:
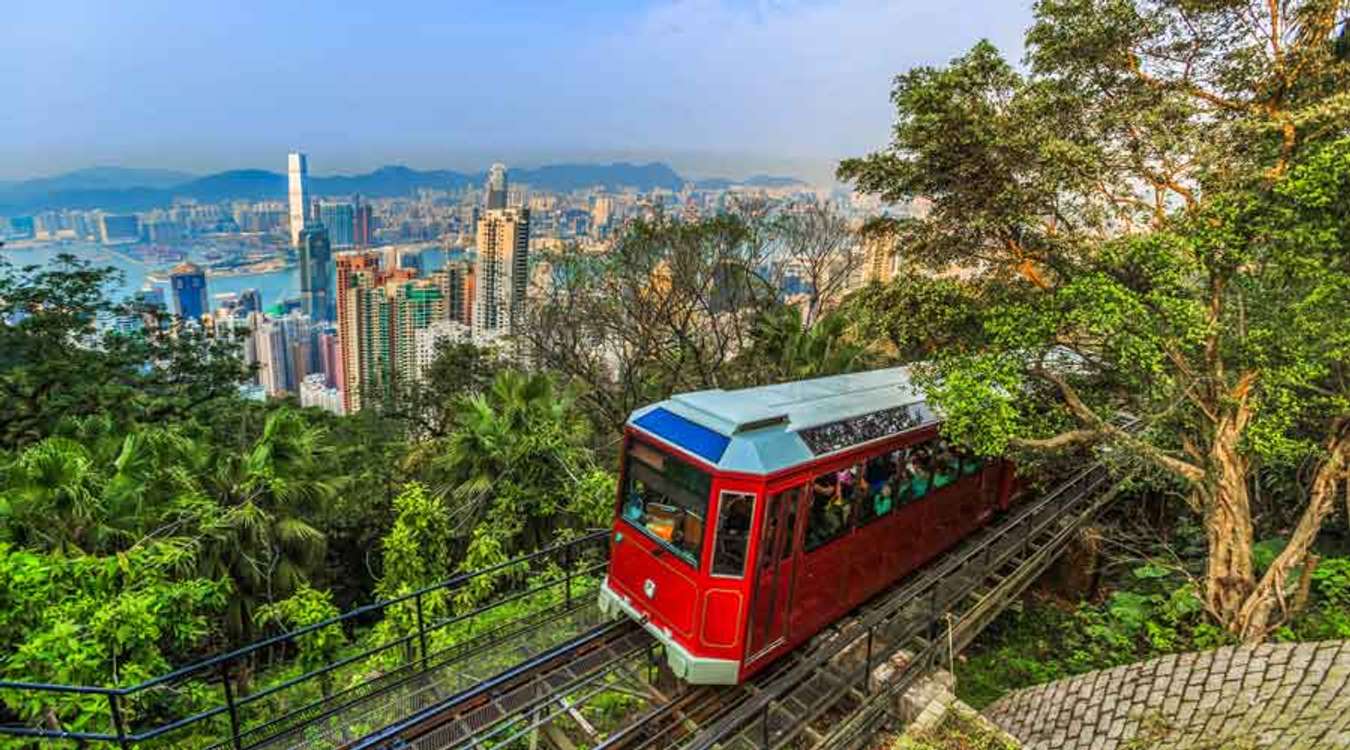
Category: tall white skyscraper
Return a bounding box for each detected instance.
[485,162,508,210]
[288,152,309,247]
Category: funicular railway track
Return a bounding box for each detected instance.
[344,453,1126,750]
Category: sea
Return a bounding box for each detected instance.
[1,240,301,310]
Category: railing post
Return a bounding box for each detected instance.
[564,542,573,607]
[107,691,131,750]
[415,590,429,671]
[863,627,874,693]
[220,659,243,750]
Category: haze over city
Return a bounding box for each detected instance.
[5,0,1032,182]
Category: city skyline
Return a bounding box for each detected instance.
[3,0,1033,183]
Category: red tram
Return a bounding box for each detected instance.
[597,367,1017,684]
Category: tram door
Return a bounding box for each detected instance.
[746,488,797,662]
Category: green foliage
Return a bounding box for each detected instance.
[255,585,346,697]
[427,369,609,590]
[734,304,869,384]
[0,542,227,733]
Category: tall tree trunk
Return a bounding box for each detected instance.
[1202,412,1256,631]
[1201,472,1255,630]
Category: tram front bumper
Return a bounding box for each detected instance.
[598,576,740,685]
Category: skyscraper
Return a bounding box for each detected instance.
[485,162,508,210]
[317,201,356,247]
[472,207,530,340]
[431,260,474,326]
[335,252,387,414]
[288,152,309,247]
[354,196,373,247]
[169,262,209,322]
[299,223,334,322]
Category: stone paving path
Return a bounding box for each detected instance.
[983,640,1350,749]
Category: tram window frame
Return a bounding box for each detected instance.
[618,439,713,569]
[804,468,853,552]
[711,491,756,578]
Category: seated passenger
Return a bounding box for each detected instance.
[835,467,857,507]
[908,452,932,497]
[865,457,890,495]
[873,482,894,516]
[932,446,959,488]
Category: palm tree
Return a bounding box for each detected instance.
[741,304,868,385]
[195,409,335,641]
[431,370,594,554]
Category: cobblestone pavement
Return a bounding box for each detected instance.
[983,641,1350,749]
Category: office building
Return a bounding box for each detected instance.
[7,216,36,239]
[318,201,356,248]
[99,214,141,244]
[169,262,209,321]
[472,207,530,340]
[288,152,309,247]
[858,231,898,286]
[299,223,334,323]
[354,197,373,247]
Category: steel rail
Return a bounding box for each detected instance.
[345,618,641,749]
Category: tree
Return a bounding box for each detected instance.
[839,1,1350,640]
[381,341,503,440]
[196,409,335,641]
[367,482,453,665]
[735,304,869,384]
[769,200,862,327]
[254,585,345,698]
[0,255,251,452]
[428,371,611,560]
[524,212,779,437]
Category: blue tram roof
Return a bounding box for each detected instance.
[628,367,939,475]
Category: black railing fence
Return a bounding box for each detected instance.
[0,529,611,749]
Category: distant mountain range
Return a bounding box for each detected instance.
[0,163,807,215]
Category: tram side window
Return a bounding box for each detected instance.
[780,491,798,561]
[620,441,712,567]
[805,469,852,551]
[712,492,755,577]
[857,454,898,525]
[931,440,962,489]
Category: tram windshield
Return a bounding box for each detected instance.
[620,440,712,567]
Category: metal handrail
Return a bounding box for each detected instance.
[0,528,611,747]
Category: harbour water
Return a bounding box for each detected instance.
[1,241,301,309]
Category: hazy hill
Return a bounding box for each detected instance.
[0,162,801,215]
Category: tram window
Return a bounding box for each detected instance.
[780,491,798,561]
[620,441,712,567]
[931,441,962,489]
[712,492,755,577]
[804,470,851,551]
[901,445,934,500]
[858,456,897,525]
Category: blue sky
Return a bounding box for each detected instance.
[5,0,1033,182]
